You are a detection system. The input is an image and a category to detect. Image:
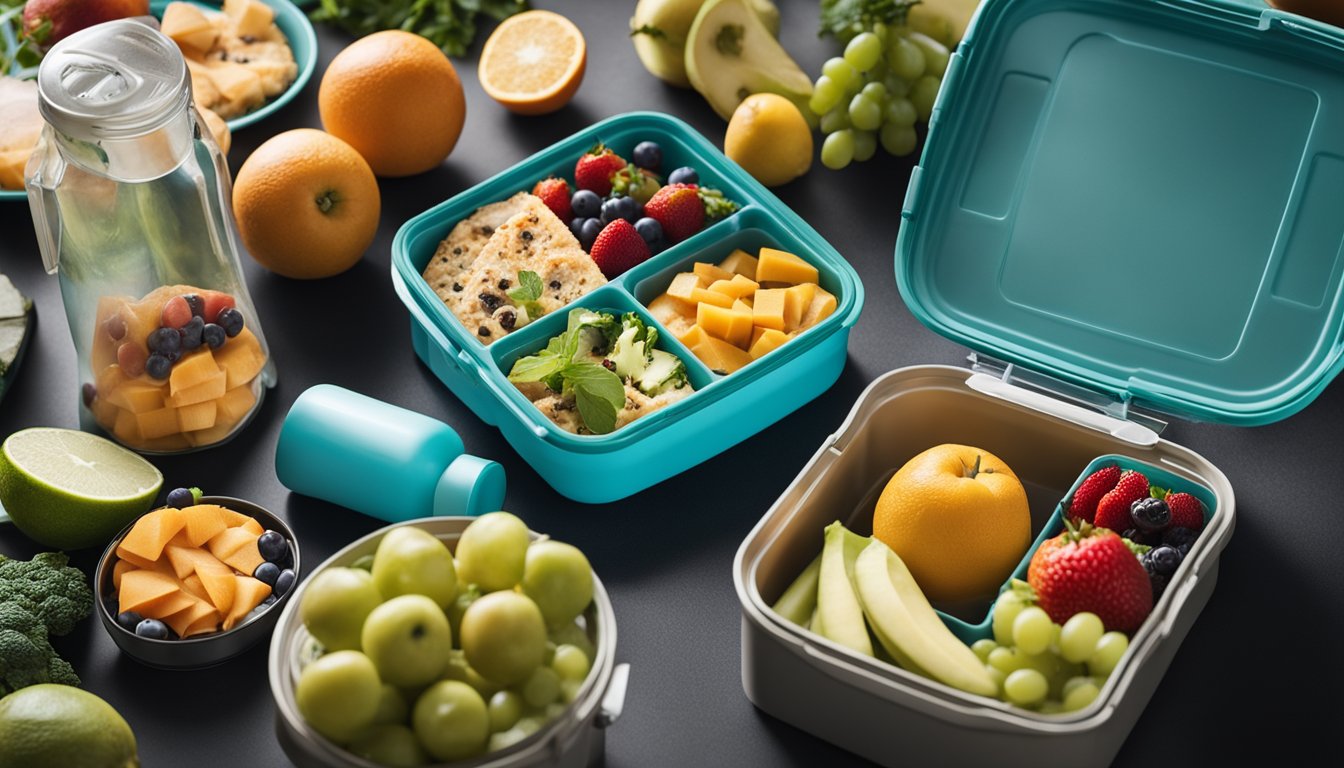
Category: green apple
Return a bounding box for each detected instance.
[440,648,503,699]
[372,526,457,609]
[454,511,530,594]
[685,0,813,120]
[361,594,453,689]
[372,684,409,726]
[412,681,489,762]
[347,724,427,767]
[459,591,547,686]
[521,540,594,629]
[298,567,383,651]
[294,650,382,745]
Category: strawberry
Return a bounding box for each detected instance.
[1028,522,1154,634]
[574,143,627,196]
[1093,470,1150,533]
[531,177,572,222]
[1067,465,1121,523]
[1163,492,1205,531]
[643,183,705,243]
[589,219,651,278]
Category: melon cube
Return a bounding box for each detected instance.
[213,505,256,529]
[213,329,266,390]
[749,328,791,360]
[195,557,237,615]
[732,297,753,313]
[216,384,257,426]
[677,324,708,348]
[755,248,819,285]
[118,507,187,564]
[664,272,700,302]
[181,573,210,603]
[89,396,121,432]
[692,262,734,284]
[167,370,226,407]
[752,289,788,331]
[118,569,194,618]
[706,274,759,300]
[162,596,218,638]
[782,284,817,330]
[239,517,263,536]
[687,286,734,308]
[113,407,143,445]
[177,400,217,433]
[161,1,218,53]
[222,537,265,577]
[112,559,135,591]
[798,287,838,330]
[163,543,226,580]
[697,303,753,349]
[135,405,181,440]
[691,334,754,375]
[222,575,272,631]
[181,503,229,547]
[169,350,221,397]
[206,526,256,561]
[717,249,759,279]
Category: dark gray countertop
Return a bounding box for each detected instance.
[1,1,1339,765]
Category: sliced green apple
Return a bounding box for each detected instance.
[814,521,872,657]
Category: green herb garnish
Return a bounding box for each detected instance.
[508,309,625,435]
[819,0,920,40]
[506,270,546,322]
[310,0,529,58]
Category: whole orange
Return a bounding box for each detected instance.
[232,128,380,279]
[319,30,466,177]
[871,444,1030,604]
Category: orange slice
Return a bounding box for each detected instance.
[478,10,586,116]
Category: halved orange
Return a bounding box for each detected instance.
[478,10,586,116]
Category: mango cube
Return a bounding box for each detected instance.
[690,334,753,375]
[692,262,734,284]
[707,274,759,300]
[798,287,838,330]
[717,249,759,280]
[749,328,791,360]
[697,303,753,349]
[664,272,700,302]
[756,247,819,285]
[106,380,165,414]
[213,328,267,389]
[161,2,218,54]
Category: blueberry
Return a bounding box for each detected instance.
[147,327,181,356]
[166,487,195,508]
[202,323,226,349]
[183,293,205,318]
[254,561,281,587]
[135,618,170,640]
[1161,526,1200,549]
[1149,572,1170,600]
[634,217,663,244]
[1148,545,1182,576]
[274,568,296,598]
[1130,497,1170,532]
[578,218,603,250]
[600,197,623,224]
[668,166,698,185]
[569,217,586,238]
[632,140,662,170]
[571,189,601,219]
[179,315,204,350]
[257,530,288,563]
[116,610,143,632]
[216,307,244,338]
[616,196,639,223]
[1176,542,1192,558]
[145,353,172,380]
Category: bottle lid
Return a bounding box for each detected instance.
[434,454,507,518]
[36,19,189,142]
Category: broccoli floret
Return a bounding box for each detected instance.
[0,551,94,636]
[0,601,80,696]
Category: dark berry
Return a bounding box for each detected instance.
[569,217,585,238]
[257,530,288,563]
[166,487,195,508]
[1148,545,1182,576]
[1122,527,1158,547]
[616,195,639,223]
[147,327,181,356]
[202,323,226,349]
[161,296,192,329]
[668,166,698,185]
[571,189,601,219]
[254,561,281,587]
[632,140,662,170]
[82,383,96,407]
[600,197,623,224]
[179,315,204,350]
[1130,497,1170,532]
[1149,572,1170,600]
[634,217,663,244]
[135,618,170,640]
[1176,542,1192,558]
[145,354,172,380]
[216,307,244,337]
[1161,526,1200,549]
[183,293,205,318]
[1138,551,1156,577]
[116,610,143,632]
[274,568,296,598]
[578,218,602,250]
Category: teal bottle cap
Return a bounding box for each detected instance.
[434,454,507,517]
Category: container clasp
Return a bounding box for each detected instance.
[595,663,630,728]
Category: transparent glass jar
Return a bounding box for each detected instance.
[25,18,275,454]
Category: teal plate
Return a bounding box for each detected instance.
[1,0,315,202]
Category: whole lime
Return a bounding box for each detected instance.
[0,684,139,768]
[0,428,162,550]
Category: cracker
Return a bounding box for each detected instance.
[422,191,537,305]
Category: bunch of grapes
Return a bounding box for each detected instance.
[969,585,1131,714]
[808,26,950,169]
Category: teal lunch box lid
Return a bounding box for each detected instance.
[896,0,1344,426]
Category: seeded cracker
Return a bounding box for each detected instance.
[422,191,537,305]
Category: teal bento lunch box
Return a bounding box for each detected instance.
[738,0,1344,765]
[391,112,864,503]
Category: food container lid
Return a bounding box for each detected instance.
[896,0,1344,426]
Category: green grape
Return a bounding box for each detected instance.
[819,107,851,134]
[821,57,861,93]
[984,665,1006,692]
[987,646,1027,675]
[887,35,927,81]
[560,678,584,704]
[1061,675,1098,699]
[1063,681,1101,712]
[820,130,856,170]
[1038,700,1065,715]
[513,717,543,736]
[860,81,888,104]
[991,590,1026,646]
[1059,612,1105,663]
[551,644,591,682]
[872,21,889,44]
[909,32,951,77]
[852,130,877,162]
[848,94,882,131]
[1012,607,1054,655]
[882,73,911,98]
[971,639,998,663]
[810,75,842,116]
[844,32,883,72]
[487,690,523,733]
[1088,632,1129,676]
[521,666,561,709]
[487,727,529,753]
[1002,669,1048,707]
[883,98,918,129]
[910,75,942,123]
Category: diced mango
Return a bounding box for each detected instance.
[106,380,164,414]
[223,0,275,38]
[798,287,838,330]
[692,262,734,284]
[213,329,266,390]
[195,557,237,615]
[162,596,217,638]
[677,324,708,348]
[756,247,819,285]
[687,286,734,308]
[696,304,753,349]
[118,569,194,618]
[222,576,272,631]
[217,385,258,425]
[181,503,229,548]
[707,274,759,300]
[752,289,788,332]
[783,283,817,331]
[167,370,227,407]
[749,328,791,360]
[690,334,754,375]
[113,406,142,445]
[647,292,696,323]
[664,272,700,302]
[169,350,220,397]
[161,1,218,54]
[178,400,218,433]
[118,507,187,564]
[731,298,753,313]
[136,405,181,440]
[717,249,758,280]
[221,537,265,577]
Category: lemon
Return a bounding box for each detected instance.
[0,428,162,550]
[724,92,814,187]
[0,684,139,768]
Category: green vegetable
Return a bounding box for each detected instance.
[0,1,44,78]
[0,552,93,695]
[819,0,919,39]
[310,0,530,58]
[698,187,741,219]
[508,309,626,435]
[505,270,546,322]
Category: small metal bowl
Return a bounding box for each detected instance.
[94,495,301,670]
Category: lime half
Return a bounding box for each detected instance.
[0,684,139,768]
[0,428,163,550]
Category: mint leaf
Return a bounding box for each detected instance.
[507,270,543,303]
[508,349,567,383]
[564,361,625,435]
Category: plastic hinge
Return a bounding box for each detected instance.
[1267,14,1344,54]
[902,165,923,219]
[595,663,630,728]
[1152,0,1262,29]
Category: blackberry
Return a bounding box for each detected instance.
[1130,497,1171,532]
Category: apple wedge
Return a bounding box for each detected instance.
[814,521,873,657]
